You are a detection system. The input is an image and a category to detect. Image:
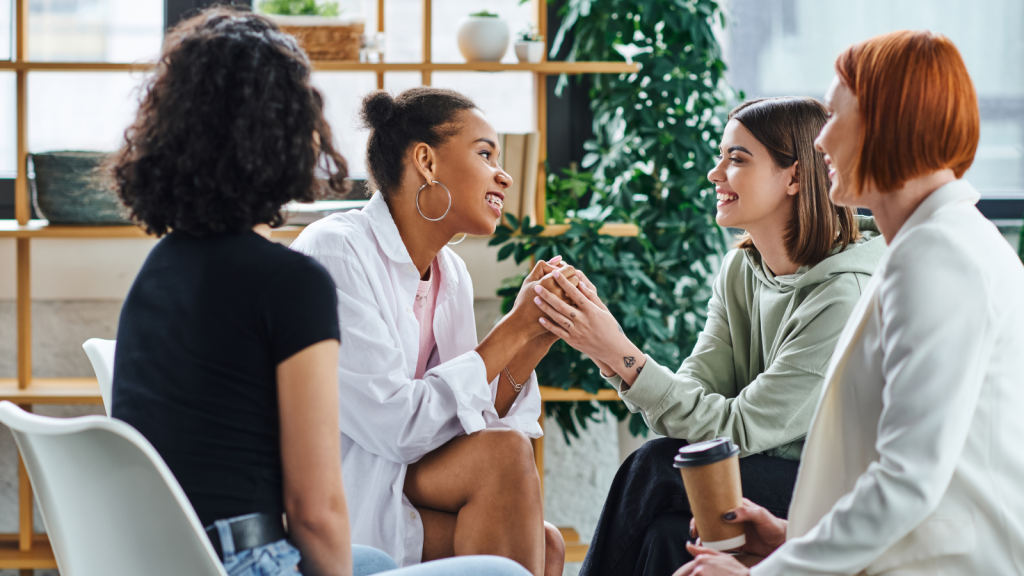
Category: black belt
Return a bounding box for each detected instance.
[206,513,287,561]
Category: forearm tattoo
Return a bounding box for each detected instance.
[624,356,635,368]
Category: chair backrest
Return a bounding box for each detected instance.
[82,338,116,416]
[0,401,227,576]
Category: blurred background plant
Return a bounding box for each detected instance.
[492,0,734,441]
[257,0,341,17]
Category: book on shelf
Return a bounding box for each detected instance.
[497,132,540,228]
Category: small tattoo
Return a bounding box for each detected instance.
[624,356,635,368]
[565,323,571,329]
[637,367,641,374]
[570,312,576,318]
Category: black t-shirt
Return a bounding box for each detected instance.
[112,231,340,527]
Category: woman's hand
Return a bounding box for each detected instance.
[515,256,579,308]
[671,545,749,576]
[573,272,616,376]
[507,258,579,340]
[687,498,787,560]
[532,270,647,384]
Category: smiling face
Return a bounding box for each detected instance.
[707,119,799,234]
[416,109,511,236]
[815,76,863,207]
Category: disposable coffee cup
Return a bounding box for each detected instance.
[674,437,745,551]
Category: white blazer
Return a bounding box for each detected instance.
[753,180,1024,576]
[290,193,543,567]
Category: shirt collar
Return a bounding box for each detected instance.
[364,192,414,266]
[364,192,460,298]
[890,179,980,244]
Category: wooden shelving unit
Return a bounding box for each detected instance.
[1,0,634,570]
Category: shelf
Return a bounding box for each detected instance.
[0,535,57,570]
[0,220,305,240]
[538,386,620,402]
[539,223,639,237]
[0,377,104,404]
[0,220,638,239]
[0,60,638,74]
[0,379,619,405]
[0,529,583,568]
[557,527,590,563]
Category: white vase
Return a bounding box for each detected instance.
[457,17,510,62]
[514,41,545,64]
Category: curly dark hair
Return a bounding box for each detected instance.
[360,87,476,197]
[109,6,348,236]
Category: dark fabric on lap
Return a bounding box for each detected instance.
[113,231,340,527]
[580,438,799,576]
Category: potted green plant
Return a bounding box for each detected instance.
[257,0,365,61]
[514,25,544,64]
[456,10,510,62]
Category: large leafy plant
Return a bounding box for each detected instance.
[492,0,732,440]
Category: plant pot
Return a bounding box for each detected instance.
[29,151,133,225]
[457,16,510,62]
[514,40,545,64]
[267,14,365,61]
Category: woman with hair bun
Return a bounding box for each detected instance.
[291,87,568,576]
[677,30,1024,576]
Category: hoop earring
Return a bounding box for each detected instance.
[448,233,468,245]
[416,180,452,222]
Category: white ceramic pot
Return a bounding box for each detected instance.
[514,41,545,64]
[457,16,510,62]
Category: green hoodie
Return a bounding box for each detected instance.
[607,216,886,460]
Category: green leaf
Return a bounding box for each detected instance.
[497,243,515,262]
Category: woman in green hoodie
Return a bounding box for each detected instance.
[531,97,886,576]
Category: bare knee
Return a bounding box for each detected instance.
[476,429,537,476]
[544,521,565,561]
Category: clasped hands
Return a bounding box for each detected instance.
[502,255,647,384]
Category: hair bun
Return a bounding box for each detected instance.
[360,90,397,130]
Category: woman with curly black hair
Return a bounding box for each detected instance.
[109,8,530,576]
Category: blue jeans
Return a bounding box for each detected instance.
[213,516,529,576]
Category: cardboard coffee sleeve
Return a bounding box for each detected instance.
[674,438,745,551]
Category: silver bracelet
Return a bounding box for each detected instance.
[504,366,524,392]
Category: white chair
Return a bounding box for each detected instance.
[0,400,227,576]
[82,338,116,416]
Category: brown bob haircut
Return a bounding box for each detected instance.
[732,97,861,267]
[835,30,980,194]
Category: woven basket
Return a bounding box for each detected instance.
[270,15,364,61]
[29,151,133,225]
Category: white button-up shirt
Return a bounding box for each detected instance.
[290,193,543,566]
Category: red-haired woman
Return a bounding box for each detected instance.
[675,30,1024,576]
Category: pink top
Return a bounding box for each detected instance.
[413,259,440,379]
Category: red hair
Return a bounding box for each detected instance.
[836,30,979,193]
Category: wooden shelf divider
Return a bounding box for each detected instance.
[0,220,639,239]
[0,0,636,568]
[0,60,637,74]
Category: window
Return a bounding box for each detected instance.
[725,0,1024,200]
